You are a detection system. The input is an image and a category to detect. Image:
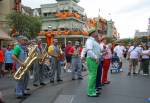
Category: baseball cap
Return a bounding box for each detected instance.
[16,35,28,40]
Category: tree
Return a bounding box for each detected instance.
[105,37,115,43]
[6,12,42,39]
[27,16,42,39]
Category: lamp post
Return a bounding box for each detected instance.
[48,25,52,31]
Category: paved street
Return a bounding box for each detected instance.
[22,72,150,103]
[1,60,150,103]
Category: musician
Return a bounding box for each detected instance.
[33,39,46,86]
[12,36,30,99]
[48,39,63,83]
[22,37,30,93]
[70,41,83,80]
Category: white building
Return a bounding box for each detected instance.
[32,8,41,17]
[134,30,148,38]
[134,19,150,38]
[41,0,85,31]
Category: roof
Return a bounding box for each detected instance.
[0,29,11,40]
[22,5,33,15]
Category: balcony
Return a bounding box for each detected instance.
[42,16,85,24]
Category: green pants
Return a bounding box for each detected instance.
[86,57,98,96]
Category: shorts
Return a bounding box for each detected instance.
[129,59,138,67]
[66,55,72,63]
[5,63,13,71]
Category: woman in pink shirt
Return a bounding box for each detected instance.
[102,43,112,84]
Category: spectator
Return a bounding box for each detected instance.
[141,44,150,75]
[113,42,126,71]
[102,42,112,84]
[64,41,73,72]
[127,43,141,76]
[0,46,4,78]
[70,41,83,80]
[4,43,14,77]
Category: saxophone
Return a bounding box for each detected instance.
[14,45,38,80]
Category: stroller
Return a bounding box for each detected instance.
[110,53,120,73]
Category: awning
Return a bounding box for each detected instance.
[0,29,11,40]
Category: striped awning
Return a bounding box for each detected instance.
[0,29,11,40]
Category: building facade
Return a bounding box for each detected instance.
[0,0,16,30]
[40,0,88,45]
[107,20,118,39]
[134,30,148,38]
[41,0,85,31]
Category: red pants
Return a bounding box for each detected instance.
[102,59,111,83]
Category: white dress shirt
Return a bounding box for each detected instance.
[85,37,101,60]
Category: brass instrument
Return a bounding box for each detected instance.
[48,45,63,61]
[14,45,38,80]
[39,44,49,64]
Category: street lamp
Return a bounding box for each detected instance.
[48,25,52,31]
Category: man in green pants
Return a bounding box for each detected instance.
[85,29,101,97]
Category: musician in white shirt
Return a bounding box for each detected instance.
[85,30,101,97]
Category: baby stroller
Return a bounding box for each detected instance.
[110,53,120,73]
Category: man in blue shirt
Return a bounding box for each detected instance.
[5,43,13,76]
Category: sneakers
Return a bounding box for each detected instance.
[67,69,72,72]
[33,84,38,87]
[16,96,26,99]
[72,78,76,80]
[143,74,149,76]
[87,93,99,97]
[24,93,31,96]
[57,79,63,82]
[78,77,83,80]
[50,80,54,83]
[104,81,111,84]
[120,69,123,72]
[127,72,131,76]
[40,83,46,86]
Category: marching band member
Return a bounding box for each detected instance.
[12,36,30,99]
[48,39,63,83]
[85,30,101,97]
[70,41,83,80]
[33,39,46,87]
